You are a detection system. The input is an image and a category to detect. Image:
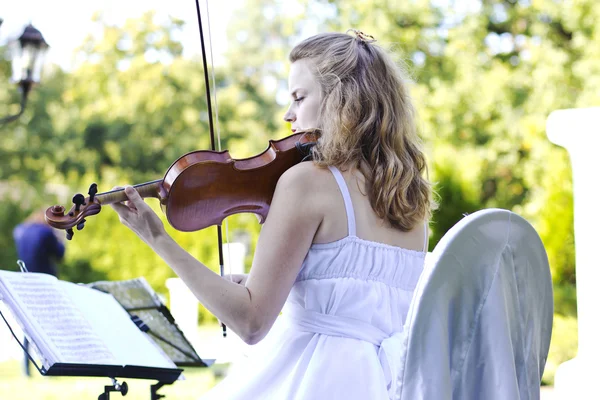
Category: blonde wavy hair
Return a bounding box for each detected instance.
[289,31,437,231]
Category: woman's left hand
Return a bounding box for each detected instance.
[110,186,167,246]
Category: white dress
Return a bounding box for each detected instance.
[200,166,427,400]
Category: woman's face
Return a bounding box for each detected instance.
[283,59,321,133]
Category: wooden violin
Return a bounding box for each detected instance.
[45,130,317,240]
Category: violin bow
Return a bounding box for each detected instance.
[194,0,229,338]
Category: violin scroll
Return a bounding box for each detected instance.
[45,183,102,240]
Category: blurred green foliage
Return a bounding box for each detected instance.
[1,0,596,385]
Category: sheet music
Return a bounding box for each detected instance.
[0,271,116,365]
[90,278,202,364]
[62,281,177,370]
[0,270,178,374]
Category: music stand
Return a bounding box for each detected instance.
[88,277,211,368]
[0,272,214,400]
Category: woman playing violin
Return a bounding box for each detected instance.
[111,29,436,399]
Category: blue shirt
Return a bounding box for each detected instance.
[13,223,65,276]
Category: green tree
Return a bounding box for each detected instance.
[1,0,596,383]
[220,0,598,383]
[0,11,264,324]
[311,0,598,297]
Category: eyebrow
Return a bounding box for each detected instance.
[290,88,305,98]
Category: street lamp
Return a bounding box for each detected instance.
[1,23,49,125]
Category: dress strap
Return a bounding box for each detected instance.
[423,221,429,253]
[327,166,356,237]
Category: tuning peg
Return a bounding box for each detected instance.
[72,193,86,212]
[77,219,86,231]
[88,183,98,203]
[66,228,74,240]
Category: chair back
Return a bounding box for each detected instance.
[396,209,553,400]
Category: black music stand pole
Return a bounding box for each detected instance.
[150,381,173,400]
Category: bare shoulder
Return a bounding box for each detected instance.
[276,161,331,194]
[265,162,329,234]
[271,162,332,225]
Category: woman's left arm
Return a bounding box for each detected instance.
[112,163,322,344]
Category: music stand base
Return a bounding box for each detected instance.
[98,378,128,400]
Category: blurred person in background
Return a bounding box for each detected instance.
[13,208,65,377]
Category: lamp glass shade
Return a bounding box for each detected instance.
[10,24,49,85]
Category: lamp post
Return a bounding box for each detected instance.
[1,23,49,125]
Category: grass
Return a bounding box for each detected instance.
[0,359,223,400]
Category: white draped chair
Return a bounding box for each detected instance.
[396,208,553,400]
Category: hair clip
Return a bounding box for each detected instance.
[346,29,377,44]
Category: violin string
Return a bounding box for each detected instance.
[204,0,232,283]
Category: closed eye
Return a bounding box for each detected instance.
[294,97,304,103]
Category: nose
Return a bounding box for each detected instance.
[283,109,296,123]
